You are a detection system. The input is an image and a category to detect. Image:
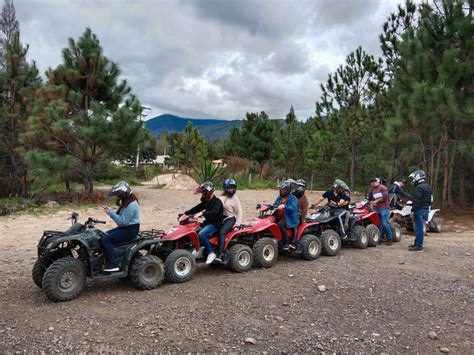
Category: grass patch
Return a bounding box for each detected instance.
[96,178,143,186]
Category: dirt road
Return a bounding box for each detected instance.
[1,187,473,352]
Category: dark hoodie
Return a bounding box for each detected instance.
[185,195,224,226]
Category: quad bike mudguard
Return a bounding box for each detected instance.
[164,221,201,251]
[221,218,282,250]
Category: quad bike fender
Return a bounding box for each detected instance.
[163,228,200,251]
[428,209,439,222]
[222,220,282,250]
[357,212,380,225]
[39,235,92,257]
[295,222,319,240]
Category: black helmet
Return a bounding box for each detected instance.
[194,181,215,194]
[278,180,292,197]
[368,177,381,184]
[333,179,350,195]
[107,181,132,199]
[408,170,427,185]
[294,179,306,198]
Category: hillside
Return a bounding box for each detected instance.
[144,114,242,141]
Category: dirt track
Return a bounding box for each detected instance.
[1,187,473,353]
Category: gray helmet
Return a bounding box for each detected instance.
[108,181,132,199]
[277,180,292,197]
[295,179,306,192]
[408,170,427,185]
[333,179,350,194]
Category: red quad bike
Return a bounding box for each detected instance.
[306,205,370,250]
[161,213,280,275]
[256,204,322,261]
[349,200,384,246]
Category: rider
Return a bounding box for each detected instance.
[274,180,299,251]
[102,181,140,272]
[294,179,309,223]
[216,179,243,262]
[408,170,432,251]
[388,178,412,209]
[184,181,224,264]
[314,179,351,232]
[368,177,393,246]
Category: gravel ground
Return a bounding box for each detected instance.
[0,187,473,353]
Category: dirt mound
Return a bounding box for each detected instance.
[162,174,198,190]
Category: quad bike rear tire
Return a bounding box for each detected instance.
[253,238,278,268]
[228,244,254,273]
[164,249,196,283]
[429,217,442,233]
[391,221,402,242]
[32,259,47,288]
[351,225,369,249]
[131,255,165,290]
[320,229,341,256]
[42,257,86,302]
[299,234,322,260]
[366,224,380,247]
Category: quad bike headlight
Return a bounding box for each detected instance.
[45,242,55,249]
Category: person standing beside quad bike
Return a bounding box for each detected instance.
[408,170,433,251]
[313,179,351,232]
[216,179,243,262]
[388,178,412,209]
[368,177,393,246]
[183,181,224,265]
[273,180,300,251]
[101,181,141,272]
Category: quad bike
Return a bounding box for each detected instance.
[255,204,322,260]
[391,201,442,234]
[306,205,370,250]
[164,213,280,274]
[33,212,167,302]
[349,199,402,244]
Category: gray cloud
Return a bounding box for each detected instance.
[15,0,404,120]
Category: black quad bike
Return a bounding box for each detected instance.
[32,212,167,302]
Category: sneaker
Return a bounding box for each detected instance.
[192,247,204,259]
[104,264,120,272]
[281,244,290,251]
[289,243,297,250]
[206,252,217,265]
[385,240,394,246]
[408,245,424,251]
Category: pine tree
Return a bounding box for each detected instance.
[0,32,41,197]
[25,28,145,197]
[0,0,19,69]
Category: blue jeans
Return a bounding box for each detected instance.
[101,224,140,265]
[378,208,392,241]
[198,224,218,254]
[414,208,429,246]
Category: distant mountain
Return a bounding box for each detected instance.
[144,114,243,141]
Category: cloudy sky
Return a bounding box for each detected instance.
[16,0,406,120]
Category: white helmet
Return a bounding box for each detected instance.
[408,170,427,185]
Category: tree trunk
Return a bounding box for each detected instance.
[350,134,356,191]
[459,154,466,208]
[447,147,456,207]
[441,135,449,210]
[81,160,95,198]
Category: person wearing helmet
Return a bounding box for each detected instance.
[388,178,412,209]
[368,177,393,245]
[294,179,309,223]
[101,181,140,272]
[216,179,243,261]
[273,180,299,250]
[408,170,432,251]
[184,181,224,264]
[314,179,351,231]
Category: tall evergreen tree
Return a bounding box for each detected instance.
[0,0,19,69]
[0,32,41,196]
[25,28,145,197]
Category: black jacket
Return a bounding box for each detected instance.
[412,182,432,210]
[185,196,224,226]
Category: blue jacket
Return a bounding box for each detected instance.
[107,201,140,227]
[274,194,299,228]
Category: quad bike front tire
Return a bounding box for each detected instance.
[299,234,322,260]
[164,249,196,283]
[131,255,165,290]
[42,257,86,302]
[228,244,254,273]
[366,224,380,247]
[351,225,369,249]
[391,221,402,242]
[32,259,47,288]
[320,229,341,256]
[253,238,278,268]
[429,217,442,233]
